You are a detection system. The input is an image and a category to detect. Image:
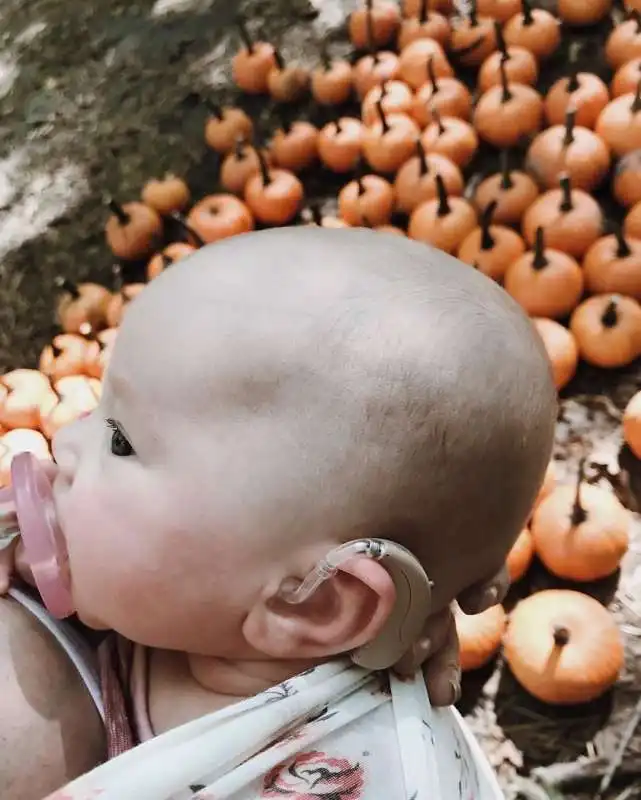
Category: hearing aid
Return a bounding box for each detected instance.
[278,538,433,671]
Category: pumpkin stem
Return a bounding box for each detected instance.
[562,107,576,147]
[435,174,451,218]
[480,201,497,251]
[521,0,534,26]
[552,625,570,647]
[432,104,446,135]
[233,135,247,160]
[615,227,632,259]
[571,457,587,526]
[495,20,508,60]
[559,174,573,213]
[111,263,124,292]
[499,58,512,104]
[161,252,174,269]
[632,78,641,114]
[309,204,323,226]
[54,276,80,299]
[601,297,620,328]
[51,341,63,359]
[335,118,343,135]
[107,199,130,226]
[468,0,478,27]
[203,98,223,120]
[356,175,366,196]
[418,0,429,24]
[236,16,254,54]
[417,138,430,177]
[279,107,292,135]
[169,211,206,248]
[632,8,641,34]
[532,226,548,270]
[566,41,581,93]
[366,5,376,56]
[499,149,513,190]
[380,80,389,100]
[361,213,372,229]
[376,99,390,134]
[427,55,439,94]
[255,146,272,187]
[319,42,331,71]
[273,48,285,71]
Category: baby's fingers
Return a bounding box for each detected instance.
[393,606,454,677]
[456,563,510,615]
[422,610,461,706]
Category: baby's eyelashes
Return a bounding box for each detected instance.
[106,418,135,457]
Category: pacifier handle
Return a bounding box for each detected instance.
[10,453,74,619]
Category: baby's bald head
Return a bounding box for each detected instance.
[111,227,556,612]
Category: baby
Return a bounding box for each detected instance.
[0,227,556,799]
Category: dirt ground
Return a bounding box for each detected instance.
[1,1,641,798]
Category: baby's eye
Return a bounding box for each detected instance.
[106,418,135,457]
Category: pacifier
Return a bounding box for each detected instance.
[0,452,74,618]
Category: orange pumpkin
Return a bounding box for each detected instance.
[504,589,624,705]
[570,293,641,368]
[532,318,579,391]
[456,604,507,672]
[473,150,540,226]
[394,143,464,214]
[583,229,641,300]
[531,459,630,581]
[507,528,534,582]
[457,200,526,282]
[408,174,478,254]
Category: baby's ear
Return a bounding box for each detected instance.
[242,557,396,660]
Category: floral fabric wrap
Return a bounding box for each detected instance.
[47,659,504,800]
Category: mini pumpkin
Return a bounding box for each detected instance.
[146,242,196,281]
[362,81,414,126]
[605,10,641,71]
[473,149,540,226]
[204,101,254,154]
[394,142,464,214]
[449,2,498,67]
[474,58,544,148]
[40,376,102,441]
[338,174,395,227]
[506,528,535,583]
[349,0,401,49]
[570,293,641,368]
[186,194,255,242]
[456,603,507,672]
[267,50,310,104]
[504,589,624,704]
[354,51,401,99]
[398,0,451,49]
[583,229,641,300]
[244,152,304,225]
[398,38,454,90]
[39,334,89,382]
[595,80,641,157]
[611,56,641,99]
[409,57,472,128]
[477,21,538,93]
[557,0,612,25]
[532,317,579,390]
[141,175,190,216]
[270,119,319,173]
[504,226,584,319]
[318,118,364,173]
[84,328,118,381]
[613,150,641,208]
[476,0,522,23]
[220,139,272,196]
[231,18,277,94]
[522,174,603,259]
[311,49,353,106]
[0,370,53,430]
[625,200,641,239]
[421,109,479,168]
[104,200,163,261]
[362,104,420,173]
[55,277,112,335]
[544,52,609,130]
[503,0,561,60]
[408,173,478,254]
[457,200,526,282]
[525,107,610,192]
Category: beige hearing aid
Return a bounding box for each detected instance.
[278,538,433,671]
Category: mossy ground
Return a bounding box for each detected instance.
[1,2,641,798]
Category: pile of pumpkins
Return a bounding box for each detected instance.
[3,0,641,709]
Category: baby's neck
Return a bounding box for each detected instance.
[187,653,322,699]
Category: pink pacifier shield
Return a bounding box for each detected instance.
[11,452,74,618]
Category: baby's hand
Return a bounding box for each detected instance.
[393,564,510,705]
